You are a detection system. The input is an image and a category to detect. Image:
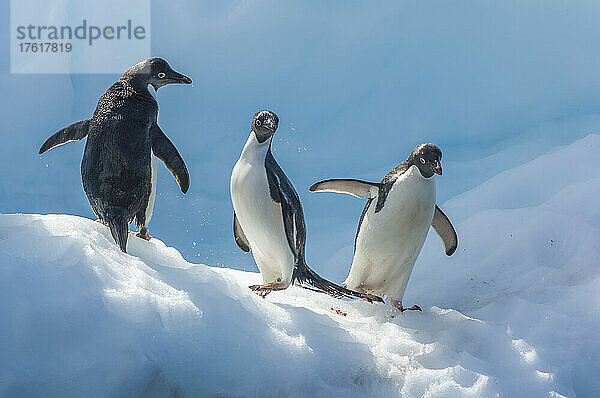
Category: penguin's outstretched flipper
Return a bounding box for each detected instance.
[103,206,129,253]
[150,123,189,193]
[39,119,90,154]
[309,179,381,199]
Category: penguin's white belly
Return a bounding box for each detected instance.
[231,157,295,284]
[143,154,158,227]
[144,83,158,230]
[345,166,435,300]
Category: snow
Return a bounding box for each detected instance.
[2,135,599,397]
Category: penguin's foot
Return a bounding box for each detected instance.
[361,293,385,303]
[400,305,422,312]
[390,298,422,312]
[352,287,384,303]
[136,227,152,241]
[357,292,384,303]
[249,282,288,298]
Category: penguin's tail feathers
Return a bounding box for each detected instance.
[292,260,384,303]
[103,206,129,253]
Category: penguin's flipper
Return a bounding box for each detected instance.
[233,212,250,252]
[150,123,190,194]
[265,150,307,262]
[39,119,90,154]
[431,205,458,256]
[309,179,381,199]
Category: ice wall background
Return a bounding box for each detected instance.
[1,0,599,276]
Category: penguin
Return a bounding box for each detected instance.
[39,58,191,252]
[230,110,383,301]
[309,143,458,311]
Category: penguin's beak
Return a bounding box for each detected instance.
[173,72,192,84]
[433,160,442,175]
[167,69,192,85]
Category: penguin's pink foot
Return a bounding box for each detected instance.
[249,282,288,298]
[361,293,385,303]
[136,227,152,241]
[353,291,384,303]
[390,298,422,312]
[351,287,384,303]
[136,231,152,241]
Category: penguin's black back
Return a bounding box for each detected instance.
[82,79,158,230]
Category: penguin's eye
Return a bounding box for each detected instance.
[157,72,166,79]
[420,157,426,164]
[255,119,262,127]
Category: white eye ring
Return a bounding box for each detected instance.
[157,72,166,79]
[420,157,426,164]
[255,119,262,126]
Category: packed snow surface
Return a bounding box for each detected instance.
[1,136,599,397]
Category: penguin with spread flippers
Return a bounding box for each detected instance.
[310,143,457,311]
[39,58,191,252]
[230,110,383,302]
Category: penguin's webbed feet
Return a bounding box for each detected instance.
[358,292,385,303]
[249,282,288,298]
[390,298,422,312]
[400,304,422,312]
[351,287,384,303]
[135,227,152,241]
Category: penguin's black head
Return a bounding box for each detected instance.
[409,143,443,178]
[124,58,192,91]
[251,110,279,143]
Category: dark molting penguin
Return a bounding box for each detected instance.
[230,110,383,301]
[39,58,191,252]
[310,143,458,311]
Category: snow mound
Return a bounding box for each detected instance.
[2,136,600,397]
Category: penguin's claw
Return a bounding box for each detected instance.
[249,282,288,298]
[135,226,152,241]
[358,293,384,303]
[390,298,422,312]
[401,304,422,312]
[351,288,384,303]
[136,231,152,241]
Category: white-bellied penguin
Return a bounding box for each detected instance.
[39,58,191,252]
[310,143,458,311]
[230,110,383,301]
